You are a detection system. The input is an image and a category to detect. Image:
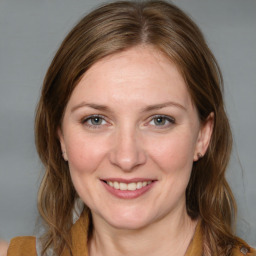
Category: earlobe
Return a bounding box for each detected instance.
[58,128,68,161]
[193,112,214,161]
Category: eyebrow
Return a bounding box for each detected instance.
[71,101,186,113]
[71,103,110,113]
[141,101,186,112]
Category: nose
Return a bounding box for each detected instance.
[108,127,147,171]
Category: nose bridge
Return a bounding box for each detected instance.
[109,123,146,171]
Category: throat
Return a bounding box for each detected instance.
[88,215,198,256]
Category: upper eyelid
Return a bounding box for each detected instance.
[80,112,119,122]
[80,114,175,125]
[81,115,109,129]
[148,114,175,122]
[82,114,107,122]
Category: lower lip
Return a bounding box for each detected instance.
[101,181,156,199]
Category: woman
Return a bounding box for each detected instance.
[2,1,255,255]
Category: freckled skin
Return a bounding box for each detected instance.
[59,46,213,231]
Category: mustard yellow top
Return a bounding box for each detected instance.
[7,212,256,256]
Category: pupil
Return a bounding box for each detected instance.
[155,117,165,125]
[92,117,101,125]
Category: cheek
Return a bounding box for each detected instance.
[65,132,108,175]
[146,130,196,174]
[145,131,197,206]
[65,134,110,205]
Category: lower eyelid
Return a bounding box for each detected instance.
[81,115,114,130]
[81,115,175,127]
[152,115,175,123]
[143,116,175,129]
[82,115,104,123]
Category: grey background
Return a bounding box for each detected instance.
[0,0,255,246]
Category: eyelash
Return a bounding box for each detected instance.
[148,115,175,128]
[81,115,108,129]
[81,114,175,129]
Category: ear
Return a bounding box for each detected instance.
[193,112,214,161]
[58,128,68,161]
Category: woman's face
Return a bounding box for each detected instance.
[59,46,213,230]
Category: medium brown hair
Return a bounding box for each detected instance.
[35,1,242,255]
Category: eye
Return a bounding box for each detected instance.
[82,115,107,128]
[149,115,175,127]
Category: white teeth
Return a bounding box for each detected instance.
[137,182,142,189]
[113,181,119,189]
[127,183,136,191]
[106,180,153,191]
[119,183,127,190]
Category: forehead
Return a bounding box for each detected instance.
[67,46,193,111]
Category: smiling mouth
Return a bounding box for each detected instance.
[103,180,153,191]
[101,179,156,199]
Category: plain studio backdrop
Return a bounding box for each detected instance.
[0,0,255,246]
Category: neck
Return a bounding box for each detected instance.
[88,207,198,256]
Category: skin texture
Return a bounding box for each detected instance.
[0,240,8,256]
[59,46,213,256]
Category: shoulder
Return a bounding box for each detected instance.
[0,240,9,256]
[7,236,37,256]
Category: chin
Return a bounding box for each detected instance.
[102,208,152,230]
[108,217,149,230]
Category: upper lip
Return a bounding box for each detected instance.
[101,178,157,183]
